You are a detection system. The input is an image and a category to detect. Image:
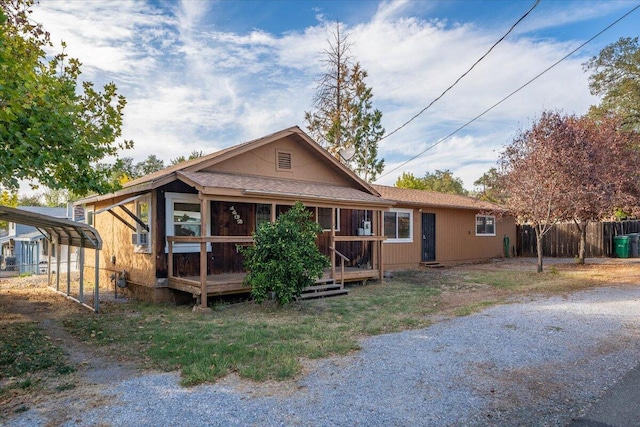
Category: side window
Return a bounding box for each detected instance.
[256,204,271,228]
[476,215,496,236]
[383,209,413,243]
[133,197,151,253]
[165,193,205,253]
[317,207,339,231]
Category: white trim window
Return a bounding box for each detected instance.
[383,209,413,243]
[317,207,340,231]
[476,215,496,236]
[165,193,208,253]
[133,196,151,253]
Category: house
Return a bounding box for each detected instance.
[373,185,516,268]
[0,206,78,275]
[75,126,516,306]
[75,127,394,307]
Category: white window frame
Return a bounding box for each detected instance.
[476,215,496,236]
[84,206,94,227]
[165,193,209,253]
[383,208,413,243]
[317,207,340,232]
[133,196,152,254]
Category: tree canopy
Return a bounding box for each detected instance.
[499,110,640,271]
[305,23,385,182]
[395,170,468,196]
[584,37,640,130]
[0,0,132,196]
[473,168,504,204]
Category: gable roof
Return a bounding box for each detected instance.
[372,185,503,211]
[78,126,380,204]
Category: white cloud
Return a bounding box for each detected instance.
[27,0,618,190]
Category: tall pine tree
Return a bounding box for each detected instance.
[305,23,385,182]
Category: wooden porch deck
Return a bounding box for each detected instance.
[167,267,379,297]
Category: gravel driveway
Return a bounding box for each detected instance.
[8,284,640,427]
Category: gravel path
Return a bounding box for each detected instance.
[8,284,640,427]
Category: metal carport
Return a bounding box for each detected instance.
[0,205,103,312]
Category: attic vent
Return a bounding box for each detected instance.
[277,150,292,171]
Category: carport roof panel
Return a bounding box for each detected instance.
[0,205,102,250]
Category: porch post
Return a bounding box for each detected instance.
[47,238,52,288]
[270,203,276,223]
[196,197,211,313]
[378,210,384,282]
[331,207,336,280]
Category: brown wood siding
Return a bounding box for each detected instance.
[383,205,517,269]
[200,135,353,187]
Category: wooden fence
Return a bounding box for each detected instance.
[516,221,640,258]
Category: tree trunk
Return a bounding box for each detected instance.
[577,220,588,265]
[536,226,544,273]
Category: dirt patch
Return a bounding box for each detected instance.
[0,275,145,423]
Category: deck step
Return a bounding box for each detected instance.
[421,262,444,268]
[305,283,343,292]
[315,277,336,284]
[298,289,349,300]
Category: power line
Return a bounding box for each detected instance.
[376,2,640,181]
[380,0,540,142]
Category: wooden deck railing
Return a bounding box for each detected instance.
[167,233,386,309]
[329,246,349,288]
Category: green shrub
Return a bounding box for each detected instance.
[240,202,330,305]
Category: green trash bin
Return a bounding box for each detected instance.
[613,235,631,258]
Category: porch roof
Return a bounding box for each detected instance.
[178,171,393,207]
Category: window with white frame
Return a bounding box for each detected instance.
[85,207,94,227]
[476,215,496,236]
[165,193,207,253]
[133,196,151,253]
[317,207,340,231]
[383,209,413,242]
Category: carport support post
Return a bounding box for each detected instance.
[78,237,85,304]
[56,237,61,292]
[66,244,71,295]
[94,248,99,313]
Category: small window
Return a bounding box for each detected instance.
[133,197,152,253]
[165,193,207,253]
[85,207,94,226]
[317,208,340,231]
[276,150,292,171]
[256,204,271,227]
[476,215,496,236]
[383,209,413,243]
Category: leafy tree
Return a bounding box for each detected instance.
[240,202,330,305]
[499,111,572,273]
[136,154,164,176]
[395,170,468,195]
[305,23,385,182]
[502,111,640,269]
[0,190,18,230]
[170,150,205,166]
[0,0,132,195]
[554,114,640,264]
[42,188,73,207]
[473,168,505,204]
[583,37,640,130]
[17,193,43,206]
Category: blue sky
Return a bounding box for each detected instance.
[30,0,640,190]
